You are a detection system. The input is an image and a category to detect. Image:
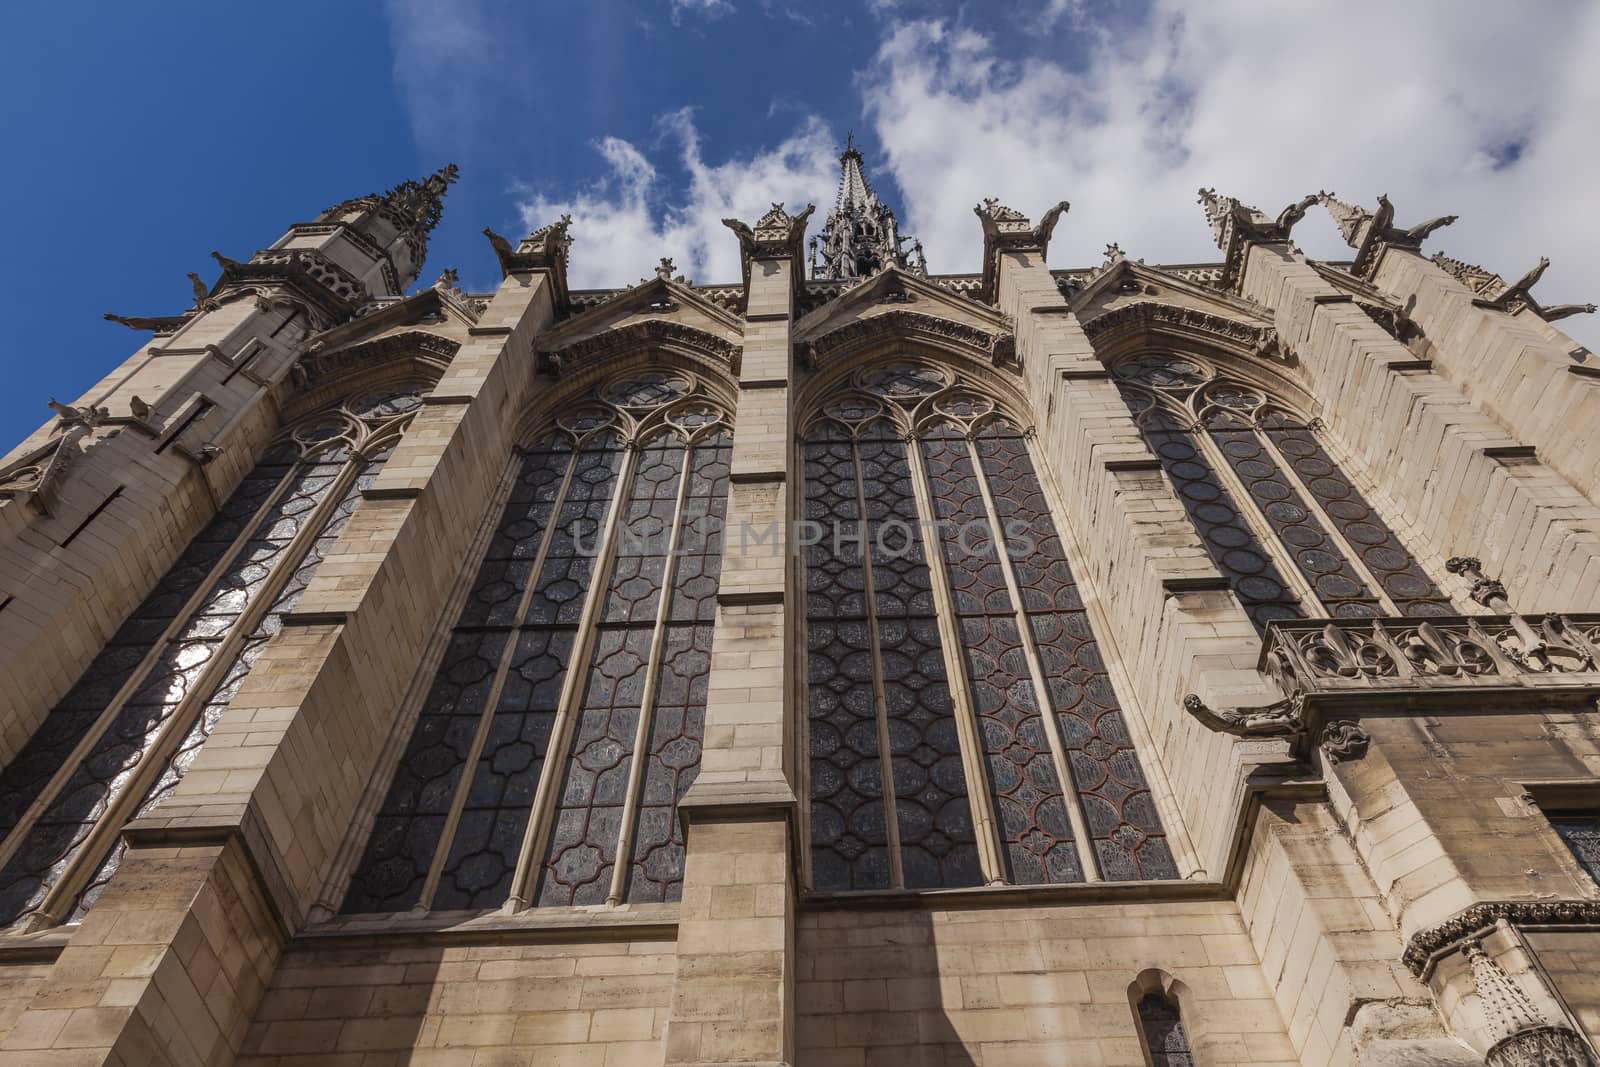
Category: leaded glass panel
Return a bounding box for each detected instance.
[1137,992,1195,1066]
[1551,814,1600,884]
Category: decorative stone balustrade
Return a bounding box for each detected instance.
[1183,614,1600,760]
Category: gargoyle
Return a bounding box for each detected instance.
[103,312,184,332]
[482,226,515,262]
[1182,691,1305,737]
[210,250,244,272]
[722,217,756,252]
[129,395,151,420]
[1034,200,1070,244]
[1541,302,1597,322]
[1274,191,1325,235]
[187,272,219,312]
[48,398,110,428]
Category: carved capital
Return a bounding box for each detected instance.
[1319,719,1370,763]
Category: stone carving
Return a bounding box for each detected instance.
[1470,256,1598,322]
[102,312,190,333]
[975,198,1070,302]
[48,399,110,429]
[799,309,1015,371]
[539,319,741,379]
[320,164,459,260]
[1433,252,1505,295]
[482,217,573,313]
[1319,720,1370,763]
[1446,556,1509,610]
[433,268,460,290]
[1181,691,1305,737]
[0,430,83,515]
[1463,939,1600,1067]
[1317,193,1457,279]
[1263,613,1600,693]
[210,250,244,273]
[1196,188,1328,289]
[1404,901,1600,976]
[725,203,815,285]
[187,272,220,312]
[812,140,926,279]
[1079,301,1281,361]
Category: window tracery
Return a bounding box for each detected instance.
[0,387,424,930]
[803,360,1177,892]
[1111,351,1452,631]
[344,369,730,913]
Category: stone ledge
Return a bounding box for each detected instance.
[299,901,680,949]
[1105,458,1162,472]
[280,609,354,627]
[743,311,791,323]
[1568,364,1600,380]
[420,393,477,406]
[1162,576,1233,593]
[729,470,785,484]
[718,590,785,606]
[466,324,515,337]
[1060,367,1113,381]
[1386,359,1434,372]
[362,485,424,500]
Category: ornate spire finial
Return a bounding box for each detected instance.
[813,137,923,279]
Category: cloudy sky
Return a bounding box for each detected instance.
[3,0,1596,440]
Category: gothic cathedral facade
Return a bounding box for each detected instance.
[0,149,1598,1067]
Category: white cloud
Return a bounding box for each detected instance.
[516,110,838,289]
[859,3,1600,351]
[670,0,735,24]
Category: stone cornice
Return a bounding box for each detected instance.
[1403,900,1600,977]
[539,319,743,378]
[1080,300,1281,360]
[798,309,1016,372]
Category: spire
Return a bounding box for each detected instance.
[811,138,926,279]
[318,164,461,287]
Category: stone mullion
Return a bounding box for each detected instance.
[415,446,583,910]
[850,433,906,889]
[1256,427,1402,617]
[27,449,369,929]
[902,429,1009,887]
[606,440,695,906]
[1193,424,1325,615]
[963,434,1101,883]
[0,458,302,880]
[505,442,640,910]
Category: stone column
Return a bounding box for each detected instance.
[0,219,570,1067]
[663,205,808,1067]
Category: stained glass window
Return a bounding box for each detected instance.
[344,371,729,913]
[1551,814,1600,884]
[0,388,424,930]
[1136,992,1196,1066]
[804,362,1178,891]
[1112,352,1452,632]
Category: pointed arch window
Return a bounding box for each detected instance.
[1111,351,1452,632]
[803,361,1178,892]
[344,369,730,913]
[0,388,424,931]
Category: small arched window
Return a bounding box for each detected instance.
[1111,351,1452,632]
[1135,990,1196,1066]
[0,387,424,930]
[344,369,731,913]
[803,361,1178,892]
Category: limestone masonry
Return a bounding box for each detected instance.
[1,148,1598,1066]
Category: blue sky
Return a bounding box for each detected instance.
[3,0,1597,443]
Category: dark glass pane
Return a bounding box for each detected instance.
[1137,992,1195,1066]
[1551,815,1600,883]
[343,433,621,913]
[340,629,509,913]
[1137,417,1303,634]
[860,433,979,889]
[922,427,1079,885]
[803,433,889,891]
[1208,416,1382,619]
[0,454,342,927]
[431,628,572,910]
[976,425,1178,881]
[537,434,685,907]
[1263,420,1453,617]
[625,430,730,902]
